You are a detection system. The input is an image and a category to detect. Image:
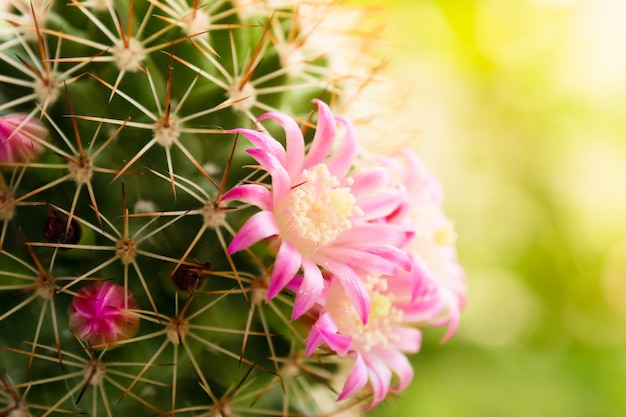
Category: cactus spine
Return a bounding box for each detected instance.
[0,1,466,416]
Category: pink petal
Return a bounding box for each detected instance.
[361,245,412,272]
[435,298,462,342]
[246,148,291,202]
[401,289,442,323]
[305,311,352,356]
[350,167,394,197]
[326,116,358,178]
[267,241,301,300]
[338,354,368,401]
[303,99,336,169]
[68,282,139,346]
[0,113,47,162]
[291,258,324,320]
[323,260,370,325]
[220,183,272,211]
[357,187,407,220]
[228,127,286,167]
[323,241,411,275]
[228,211,278,254]
[336,222,408,249]
[325,247,400,276]
[258,111,305,178]
[285,274,303,292]
[389,326,422,354]
[365,355,392,409]
[380,349,415,393]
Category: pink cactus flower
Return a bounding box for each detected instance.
[303,149,467,407]
[0,113,47,162]
[306,253,441,408]
[68,282,139,347]
[384,149,467,340]
[222,100,410,323]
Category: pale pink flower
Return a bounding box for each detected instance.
[384,149,467,340]
[0,113,47,162]
[306,253,441,408]
[222,100,409,323]
[68,282,139,347]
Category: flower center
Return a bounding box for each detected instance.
[280,164,361,251]
[370,292,392,319]
[434,220,457,246]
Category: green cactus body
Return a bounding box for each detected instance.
[1,1,468,416]
[0,1,379,415]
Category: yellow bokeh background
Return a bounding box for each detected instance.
[349,0,626,415]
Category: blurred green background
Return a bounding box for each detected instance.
[349,0,626,416]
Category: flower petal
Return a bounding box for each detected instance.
[350,167,394,197]
[365,355,392,409]
[305,311,352,356]
[380,348,415,392]
[390,326,422,354]
[357,187,407,220]
[228,211,278,254]
[323,260,370,325]
[228,127,286,167]
[303,99,336,169]
[361,245,412,272]
[326,115,358,178]
[292,258,324,320]
[267,241,302,300]
[336,222,408,249]
[220,183,272,211]
[325,247,401,276]
[246,148,290,202]
[258,111,305,178]
[338,353,369,401]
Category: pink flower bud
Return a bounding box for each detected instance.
[69,282,139,347]
[0,113,47,162]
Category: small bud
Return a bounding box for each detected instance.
[0,114,47,162]
[69,282,139,347]
[43,209,82,246]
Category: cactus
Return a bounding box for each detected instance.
[0,1,466,416]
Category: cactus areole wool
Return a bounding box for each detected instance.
[0,1,465,415]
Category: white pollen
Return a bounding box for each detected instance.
[280,164,361,249]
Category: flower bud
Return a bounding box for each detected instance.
[69,282,139,347]
[0,114,47,162]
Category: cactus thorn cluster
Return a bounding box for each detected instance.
[0,1,466,416]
